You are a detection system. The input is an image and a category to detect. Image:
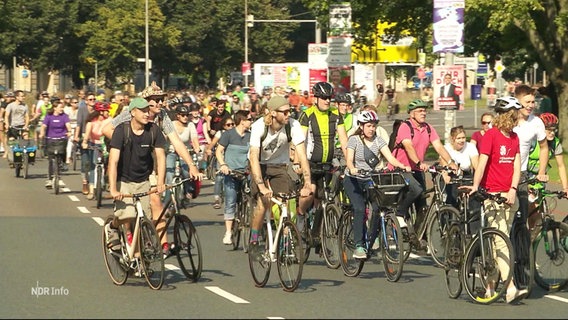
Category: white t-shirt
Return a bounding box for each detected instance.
[513,114,546,171]
[249,117,305,164]
[444,142,478,171]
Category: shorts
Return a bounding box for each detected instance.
[113,180,151,220]
[7,125,25,139]
[251,164,295,199]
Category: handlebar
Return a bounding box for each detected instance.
[105,178,194,199]
[472,187,508,204]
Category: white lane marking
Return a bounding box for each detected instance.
[267,317,285,319]
[68,195,80,202]
[92,217,104,226]
[545,294,568,303]
[165,264,185,276]
[205,286,250,304]
[62,187,71,193]
[78,206,90,214]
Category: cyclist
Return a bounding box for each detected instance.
[248,96,312,259]
[4,90,30,141]
[470,112,494,151]
[188,101,211,169]
[206,97,232,139]
[460,96,528,304]
[81,101,111,200]
[206,117,234,209]
[105,97,167,252]
[297,81,348,238]
[343,110,410,258]
[75,92,97,195]
[390,99,458,249]
[335,93,356,136]
[216,110,253,245]
[102,82,201,257]
[39,100,72,188]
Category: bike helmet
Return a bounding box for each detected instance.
[494,96,522,113]
[335,93,353,104]
[357,110,379,124]
[539,112,558,128]
[407,99,428,113]
[189,102,201,112]
[312,82,334,99]
[94,101,110,112]
[176,105,189,114]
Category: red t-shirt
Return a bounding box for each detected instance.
[470,130,483,149]
[479,127,519,193]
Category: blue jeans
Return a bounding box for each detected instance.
[223,174,243,221]
[343,175,379,248]
[164,152,192,203]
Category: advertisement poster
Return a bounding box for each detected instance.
[254,63,310,93]
[433,65,464,110]
[328,67,351,95]
[433,0,465,53]
[329,3,352,37]
[309,69,328,92]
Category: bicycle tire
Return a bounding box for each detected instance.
[139,218,165,290]
[206,155,217,180]
[231,209,242,251]
[241,197,252,253]
[174,214,203,282]
[427,206,461,268]
[72,145,79,171]
[302,211,314,264]
[53,158,60,195]
[96,165,103,209]
[321,203,341,269]
[444,223,464,299]
[276,219,304,292]
[248,224,271,287]
[381,213,404,282]
[23,155,29,179]
[15,163,21,177]
[532,226,568,292]
[101,215,128,285]
[461,228,513,304]
[510,213,532,292]
[338,212,364,277]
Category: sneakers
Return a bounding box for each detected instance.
[223,231,232,245]
[353,246,367,259]
[162,242,171,259]
[213,199,221,209]
[506,287,528,304]
[372,237,381,250]
[249,241,264,262]
[396,216,407,228]
[45,179,53,189]
[105,223,121,251]
[86,184,95,200]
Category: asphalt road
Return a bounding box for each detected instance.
[0,140,567,319]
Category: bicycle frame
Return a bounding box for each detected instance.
[265,196,290,262]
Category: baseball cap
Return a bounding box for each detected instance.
[267,96,289,111]
[129,97,149,111]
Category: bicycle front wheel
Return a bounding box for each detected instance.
[532,227,568,291]
[23,154,29,179]
[53,158,60,195]
[321,203,341,269]
[381,213,404,282]
[174,214,202,282]
[444,223,464,299]
[338,212,364,277]
[241,197,252,253]
[461,228,513,304]
[427,206,461,267]
[96,165,103,209]
[101,215,128,285]
[277,219,304,292]
[248,224,271,287]
[139,218,165,290]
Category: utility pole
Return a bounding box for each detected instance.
[444,53,455,143]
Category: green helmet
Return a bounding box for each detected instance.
[407,99,428,113]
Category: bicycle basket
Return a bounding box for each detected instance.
[370,172,408,204]
[46,139,67,155]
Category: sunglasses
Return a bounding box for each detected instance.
[225,123,235,127]
[148,98,163,103]
[481,121,491,125]
[179,114,189,117]
[276,109,291,115]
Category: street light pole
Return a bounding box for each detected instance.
[145,0,150,88]
[244,0,249,87]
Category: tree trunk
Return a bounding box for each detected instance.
[553,78,568,143]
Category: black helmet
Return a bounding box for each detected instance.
[312,82,334,99]
[176,105,189,114]
[189,102,201,112]
[335,93,353,104]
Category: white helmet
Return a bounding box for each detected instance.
[357,110,379,124]
[494,96,522,112]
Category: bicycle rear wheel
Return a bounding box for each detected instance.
[53,158,60,195]
[101,215,128,285]
[174,214,202,282]
[532,227,568,292]
[461,229,513,304]
[321,203,341,269]
[139,218,165,290]
[23,155,29,179]
[338,212,364,277]
[427,206,460,267]
[277,219,304,292]
[381,213,404,282]
[73,145,79,171]
[248,224,271,287]
[96,165,103,209]
[444,223,464,299]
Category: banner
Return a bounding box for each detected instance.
[433,65,465,110]
[254,63,311,93]
[433,0,465,53]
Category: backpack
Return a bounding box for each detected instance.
[122,121,160,151]
[388,119,431,153]
[260,119,292,144]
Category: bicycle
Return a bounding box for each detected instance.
[338,169,407,281]
[46,138,67,195]
[72,140,81,171]
[225,169,253,253]
[102,190,165,290]
[527,184,568,292]
[402,165,461,266]
[155,178,202,282]
[7,127,37,179]
[449,188,515,304]
[301,162,342,269]
[88,144,107,209]
[248,191,304,292]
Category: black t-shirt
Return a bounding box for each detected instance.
[110,122,167,183]
[208,109,232,132]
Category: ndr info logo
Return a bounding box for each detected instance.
[31,281,69,298]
